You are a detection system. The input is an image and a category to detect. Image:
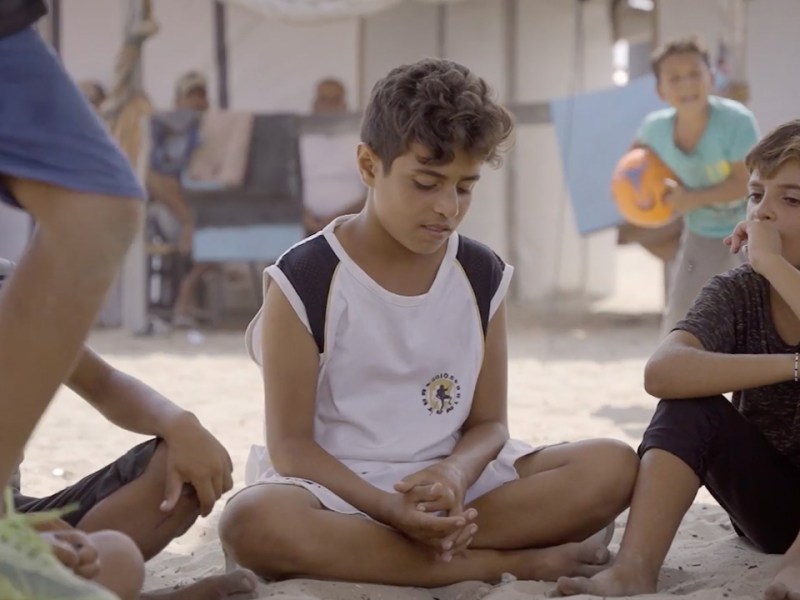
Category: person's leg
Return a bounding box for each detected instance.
[219,484,610,586]
[74,441,200,560]
[172,263,217,326]
[0,180,141,489]
[18,441,257,599]
[556,396,800,597]
[467,438,638,549]
[661,231,741,336]
[86,530,145,600]
[766,535,800,600]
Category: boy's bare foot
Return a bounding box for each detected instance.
[764,562,800,600]
[522,541,611,581]
[144,569,258,600]
[553,564,657,597]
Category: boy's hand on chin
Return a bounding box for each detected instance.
[725,219,783,274]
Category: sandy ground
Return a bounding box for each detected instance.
[19,247,779,599]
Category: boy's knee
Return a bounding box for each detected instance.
[218,494,264,559]
[87,530,144,600]
[643,396,730,447]
[11,178,144,256]
[588,439,639,501]
[219,490,303,578]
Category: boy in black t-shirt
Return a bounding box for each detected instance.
[557,119,800,600]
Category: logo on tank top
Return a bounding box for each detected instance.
[421,373,461,415]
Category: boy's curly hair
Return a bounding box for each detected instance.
[360,58,514,173]
[650,35,711,82]
[746,120,800,177]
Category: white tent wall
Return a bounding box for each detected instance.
[745,0,800,133]
[225,6,359,112]
[52,0,620,324]
[60,0,125,91]
[142,0,218,110]
[0,204,30,264]
[513,0,616,304]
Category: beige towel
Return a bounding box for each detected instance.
[187,109,254,187]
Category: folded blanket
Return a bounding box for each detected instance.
[188,109,255,187]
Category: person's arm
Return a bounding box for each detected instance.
[260,281,383,511]
[437,301,510,490]
[261,281,465,543]
[396,301,510,513]
[644,330,794,399]
[665,160,750,212]
[727,219,800,320]
[145,170,195,253]
[66,349,232,515]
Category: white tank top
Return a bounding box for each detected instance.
[243,218,531,513]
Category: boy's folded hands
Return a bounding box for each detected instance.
[389,463,479,562]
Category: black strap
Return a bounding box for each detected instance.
[277,236,340,353]
[455,236,506,336]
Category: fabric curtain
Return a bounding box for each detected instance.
[222,0,474,22]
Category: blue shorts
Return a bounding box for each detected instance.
[0,27,145,208]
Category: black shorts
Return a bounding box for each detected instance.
[13,438,158,526]
[640,396,800,554]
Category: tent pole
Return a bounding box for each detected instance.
[504,0,519,299]
[214,0,230,108]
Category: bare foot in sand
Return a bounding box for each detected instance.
[521,540,611,581]
[764,562,800,600]
[553,564,657,597]
[143,569,258,600]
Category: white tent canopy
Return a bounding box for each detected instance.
[223,0,473,22]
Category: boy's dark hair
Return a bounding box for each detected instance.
[360,58,514,173]
[651,35,711,81]
[746,119,800,177]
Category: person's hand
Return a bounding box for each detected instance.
[663,179,695,213]
[43,529,101,580]
[393,463,478,561]
[379,491,473,561]
[33,517,73,533]
[393,462,466,514]
[160,412,234,516]
[724,218,782,274]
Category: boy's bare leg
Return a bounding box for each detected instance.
[141,571,258,600]
[555,448,700,597]
[468,439,638,549]
[88,530,146,600]
[0,179,141,490]
[78,444,257,599]
[219,485,611,587]
[78,443,200,560]
[765,533,800,600]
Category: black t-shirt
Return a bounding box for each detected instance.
[676,264,800,466]
[0,0,47,39]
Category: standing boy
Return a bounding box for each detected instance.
[636,35,759,333]
[0,5,143,598]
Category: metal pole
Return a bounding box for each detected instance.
[214,0,230,109]
[436,4,446,58]
[50,0,61,54]
[357,16,366,110]
[504,0,518,299]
